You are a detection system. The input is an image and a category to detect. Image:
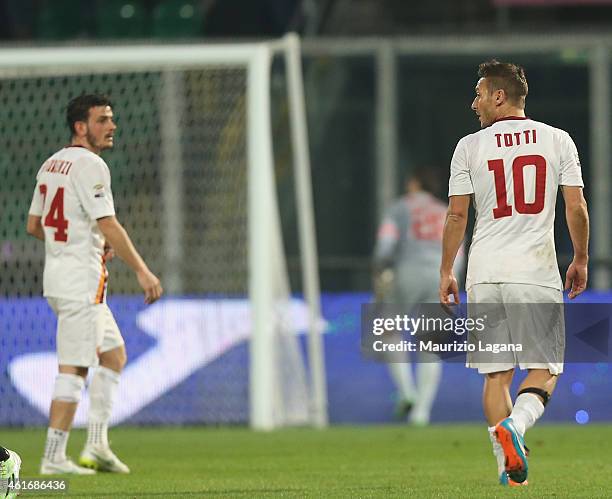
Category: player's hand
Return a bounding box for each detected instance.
[137,268,163,304]
[373,268,394,303]
[439,272,460,305]
[103,243,114,262]
[565,258,588,299]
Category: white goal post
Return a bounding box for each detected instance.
[0,34,327,430]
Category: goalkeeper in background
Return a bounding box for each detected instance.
[373,168,462,425]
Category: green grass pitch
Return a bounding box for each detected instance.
[1,424,611,497]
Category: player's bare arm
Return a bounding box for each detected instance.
[96,215,163,304]
[562,186,589,299]
[26,215,45,241]
[439,194,470,304]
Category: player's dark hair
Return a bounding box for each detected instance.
[478,60,528,107]
[66,94,113,137]
[405,166,443,199]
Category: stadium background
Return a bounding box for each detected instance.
[1,0,612,429]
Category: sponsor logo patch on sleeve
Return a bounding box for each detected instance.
[94,183,106,198]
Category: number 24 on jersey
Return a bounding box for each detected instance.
[39,184,69,242]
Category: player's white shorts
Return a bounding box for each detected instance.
[466,283,564,375]
[47,298,124,367]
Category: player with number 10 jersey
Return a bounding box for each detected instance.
[449,116,584,290]
[440,60,589,488]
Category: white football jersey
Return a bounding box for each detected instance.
[29,146,116,303]
[448,117,583,290]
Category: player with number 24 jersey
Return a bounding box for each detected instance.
[29,146,115,304]
[27,94,162,476]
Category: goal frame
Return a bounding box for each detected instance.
[0,33,327,430]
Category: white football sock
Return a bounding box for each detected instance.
[44,428,69,463]
[87,366,120,447]
[387,361,416,402]
[510,393,545,435]
[410,361,442,425]
[488,426,505,476]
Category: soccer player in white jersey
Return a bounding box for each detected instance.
[373,169,462,425]
[27,94,163,475]
[439,61,589,486]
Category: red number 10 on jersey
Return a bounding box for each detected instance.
[39,184,69,242]
[488,154,546,219]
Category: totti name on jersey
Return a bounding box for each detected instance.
[494,129,536,148]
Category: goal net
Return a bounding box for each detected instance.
[0,35,326,430]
